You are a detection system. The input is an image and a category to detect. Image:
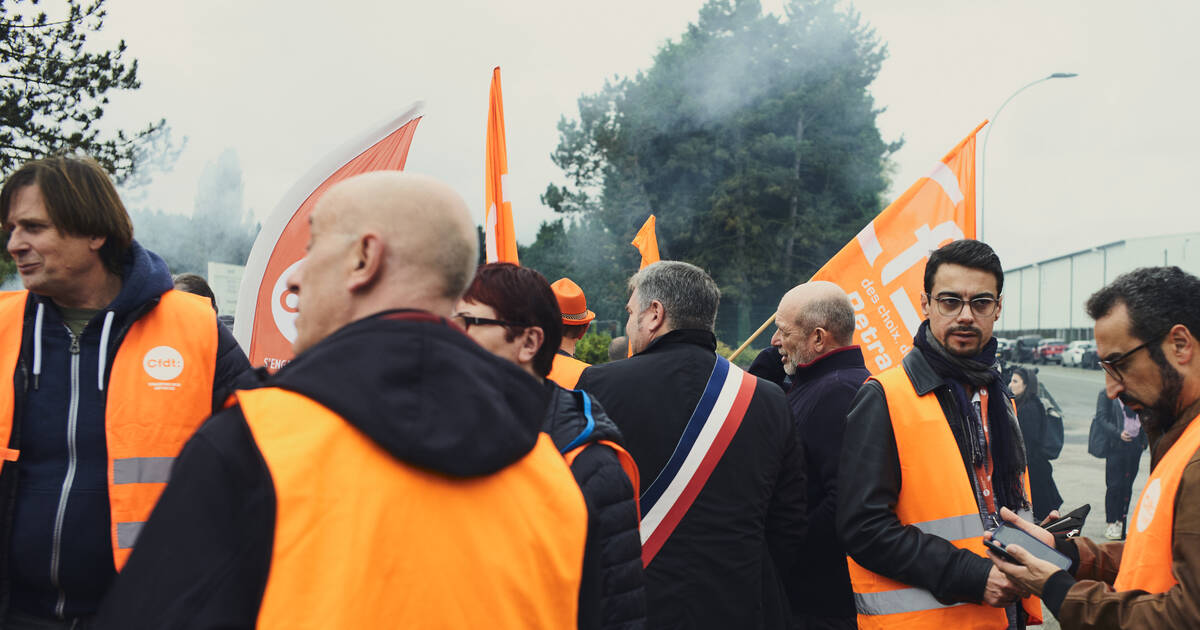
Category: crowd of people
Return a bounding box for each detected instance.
[0,154,1198,629]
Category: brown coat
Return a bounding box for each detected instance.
[1058,399,1200,629]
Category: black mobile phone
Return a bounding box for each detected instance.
[1044,504,1090,535]
[985,523,1072,570]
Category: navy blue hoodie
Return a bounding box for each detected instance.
[5,241,252,620]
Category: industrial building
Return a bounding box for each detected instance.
[996,233,1200,341]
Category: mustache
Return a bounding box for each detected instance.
[949,325,981,336]
[1118,393,1147,409]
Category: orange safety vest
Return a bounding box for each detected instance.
[548,353,589,390]
[238,387,589,629]
[564,439,641,517]
[1115,412,1200,593]
[0,289,217,569]
[846,365,1042,629]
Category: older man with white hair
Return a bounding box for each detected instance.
[771,281,869,629]
[93,173,590,629]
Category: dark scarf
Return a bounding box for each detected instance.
[913,321,1029,512]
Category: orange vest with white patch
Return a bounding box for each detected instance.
[1115,412,1200,593]
[237,387,588,629]
[0,289,217,569]
[846,365,1042,629]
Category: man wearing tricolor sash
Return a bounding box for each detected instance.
[578,261,806,630]
[990,267,1200,629]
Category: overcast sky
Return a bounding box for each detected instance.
[93,0,1200,272]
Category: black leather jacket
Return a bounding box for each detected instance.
[836,348,1020,606]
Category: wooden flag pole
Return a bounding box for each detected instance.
[728,313,776,362]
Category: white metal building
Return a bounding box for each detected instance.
[996,233,1200,340]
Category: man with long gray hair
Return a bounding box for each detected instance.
[578,260,806,630]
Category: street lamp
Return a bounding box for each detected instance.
[979,72,1078,241]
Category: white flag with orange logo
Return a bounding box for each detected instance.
[234,104,423,369]
[485,67,519,264]
[811,121,985,374]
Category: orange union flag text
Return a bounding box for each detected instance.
[811,121,985,374]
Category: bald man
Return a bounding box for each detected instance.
[93,173,590,629]
[770,281,869,629]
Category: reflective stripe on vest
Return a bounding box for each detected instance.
[548,353,589,390]
[238,387,588,629]
[0,290,218,569]
[1115,412,1200,593]
[105,290,216,568]
[846,364,1042,629]
[564,439,641,518]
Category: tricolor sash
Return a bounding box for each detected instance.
[639,355,757,567]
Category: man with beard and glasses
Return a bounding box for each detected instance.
[989,266,1200,630]
[771,281,868,629]
[837,239,1043,629]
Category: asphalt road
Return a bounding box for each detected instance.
[1026,362,1150,541]
[1010,361,1152,628]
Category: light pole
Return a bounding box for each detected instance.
[979,72,1078,241]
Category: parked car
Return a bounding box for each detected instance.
[1080,347,1100,370]
[1061,340,1096,367]
[1014,335,1042,363]
[996,337,1015,361]
[1035,338,1067,364]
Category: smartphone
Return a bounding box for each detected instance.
[984,523,1072,571]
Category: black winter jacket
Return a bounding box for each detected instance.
[836,347,1026,608]
[577,329,806,630]
[781,346,869,620]
[1092,391,1149,457]
[93,311,571,629]
[543,383,646,630]
[2,241,253,620]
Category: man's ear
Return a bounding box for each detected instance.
[88,235,106,253]
[811,327,826,351]
[920,292,930,319]
[346,233,383,292]
[1168,323,1195,366]
[517,326,545,364]
[647,300,666,334]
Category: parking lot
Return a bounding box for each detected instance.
[1009,362,1151,627]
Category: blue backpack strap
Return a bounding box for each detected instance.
[560,388,596,454]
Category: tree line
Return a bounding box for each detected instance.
[523,0,899,347]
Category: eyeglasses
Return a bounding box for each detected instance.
[1098,335,1162,384]
[928,295,999,318]
[451,313,531,331]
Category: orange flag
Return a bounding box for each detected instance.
[631,214,661,269]
[485,67,519,264]
[811,121,985,374]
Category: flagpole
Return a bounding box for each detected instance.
[728,313,776,361]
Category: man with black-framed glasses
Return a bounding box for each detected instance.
[838,239,1044,629]
[989,266,1200,629]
